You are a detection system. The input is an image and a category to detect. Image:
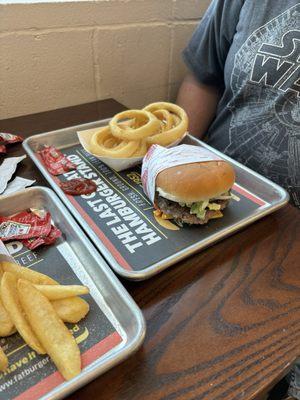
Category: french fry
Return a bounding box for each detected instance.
[0,346,8,372]
[18,279,81,380]
[34,284,89,300]
[1,272,45,354]
[52,297,90,323]
[1,261,58,285]
[1,326,17,337]
[0,295,15,336]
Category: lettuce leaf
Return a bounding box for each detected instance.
[190,201,208,220]
[179,198,226,220]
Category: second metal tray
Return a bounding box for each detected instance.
[23,120,289,280]
[0,187,145,400]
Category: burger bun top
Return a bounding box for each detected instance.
[156,161,235,203]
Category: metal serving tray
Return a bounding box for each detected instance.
[0,187,145,400]
[23,120,289,280]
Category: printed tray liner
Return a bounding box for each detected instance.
[38,145,269,273]
[0,241,123,400]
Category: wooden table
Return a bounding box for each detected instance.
[1,99,299,400]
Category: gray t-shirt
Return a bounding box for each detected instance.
[183,0,300,207]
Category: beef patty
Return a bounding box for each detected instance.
[155,196,229,225]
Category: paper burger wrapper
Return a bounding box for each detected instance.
[141,144,223,203]
[77,127,186,172]
[0,155,26,194]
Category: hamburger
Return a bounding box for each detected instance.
[154,161,236,225]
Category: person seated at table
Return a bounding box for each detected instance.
[177,0,300,211]
[176,0,300,398]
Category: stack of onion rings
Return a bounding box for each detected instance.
[89,102,188,159]
[143,102,189,147]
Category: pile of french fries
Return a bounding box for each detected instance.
[0,260,90,380]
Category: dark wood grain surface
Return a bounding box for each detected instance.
[1,99,299,400]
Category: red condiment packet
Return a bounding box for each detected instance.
[0,132,23,144]
[22,224,62,250]
[43,224,62,244]
[0,210,52,241]
[59,178,97,196]
[0,145,6,154]
[21,236,46,250]
[38,146,76,176]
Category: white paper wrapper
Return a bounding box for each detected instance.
[0,155,26,194]
[141,144,223,203]
[77,127,185,172]
[2,176,36,196]
[0,239,15,263]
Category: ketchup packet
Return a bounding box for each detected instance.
[0,210,52,241]
[59,178,97,196]
[44,225,61,244]
[0,145,6,154]
[22,224,62,250]
[0,132,23,145]
[38,146,76,176]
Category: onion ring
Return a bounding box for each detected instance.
[172,113,181,127]
[90,126,139,158]
[153,109,173,131]
[109,110,161,141]
[103,137,118,148]
[143,102,188,146]
[132,140,148,157]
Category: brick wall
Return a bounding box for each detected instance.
[0,0,210,118]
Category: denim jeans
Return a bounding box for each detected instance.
[288,361,300,399]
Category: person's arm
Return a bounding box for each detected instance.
[177,0,244,137]
[177,72,221,139]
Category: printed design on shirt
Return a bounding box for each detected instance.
[226,4,300,206]
[250,30,300,96]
